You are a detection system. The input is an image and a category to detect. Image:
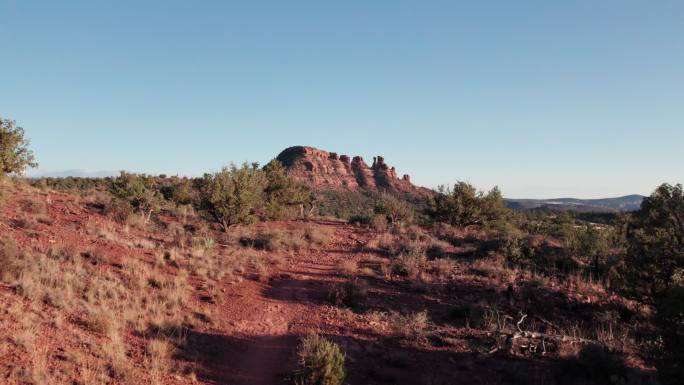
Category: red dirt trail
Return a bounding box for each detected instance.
[190,222,366,385]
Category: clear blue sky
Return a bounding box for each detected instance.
[1,1,682,198]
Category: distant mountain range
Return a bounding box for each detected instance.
[505,195,645,212]
[27,170,119,178]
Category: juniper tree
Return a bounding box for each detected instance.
[619,183,684,384]
[199,163,267,231]
[427,182,508,228]
[0,119,37,177]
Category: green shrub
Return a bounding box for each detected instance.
[199,163,267,231]
[348,214,372,226]
[616,183,684,384]
[391,251,427,278]
[105,198,134,223]
[295,334,346,385]
[427,182,508,228]
[0,118,38,177]
[109,172,164,224]
[327,279,368,309]
[263,160,314,220]
[160,177,197,206]
[374,192,414,226]
[199,161,311,230]
[316,190,376,220]
[565,223,614,276]
[620,183,684,299]
[28,176,112,191]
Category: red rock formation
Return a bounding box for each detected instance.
[275,146,428,195]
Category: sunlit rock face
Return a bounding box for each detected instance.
[275,146,424,195]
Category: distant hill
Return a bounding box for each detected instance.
[28,170,119,178]
[505,195,645,212]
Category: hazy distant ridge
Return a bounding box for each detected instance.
[28,170,119,178]
[506,194,645,212]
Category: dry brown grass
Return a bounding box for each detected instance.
[125,213,148,230]
[387,311,429,341]
[147,338,174,384]
[391,250,427,279]
[303,224,334,246]
[11,214,39,230]
[430,258,456,279]
[335,259,358,277]
[237,225,333,254]
[103,328,131,380]
[0,230,198,383]
[20,197,47,215]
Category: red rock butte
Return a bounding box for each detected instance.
[275,146,427,195]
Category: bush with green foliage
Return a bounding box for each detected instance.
[316,189,377,219]
[374,192,414,226]
[263,160,314,219]
[160,176,197,206]
[566,224,613,276]
[0,118,37,177]
[29,176,111,191]
[109,171,164,224]
[295,334,346,385]
[617,183,684,384]
[327,279,368,309]
[427,182,508,228]
[198,161,312,230]
[199,163,267,231]
[104,196,134,223]
[620,183,683,299]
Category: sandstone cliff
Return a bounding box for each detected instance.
[275,146,426,195]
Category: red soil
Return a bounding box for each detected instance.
[0,186,656,385]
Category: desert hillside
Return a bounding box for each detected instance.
[0,175,662,385]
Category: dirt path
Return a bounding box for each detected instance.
[205,223,359,385]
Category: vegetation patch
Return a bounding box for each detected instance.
[294,334,346,385]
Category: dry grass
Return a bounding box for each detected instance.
[11,214,39,230]
[103,328,131,380]
[147,339,174,384]
[430,258,456,279]
[0,231,197,383]
[254,259,270,282]
[303,225,334,246]
[335,259,358,277]
[134,237,156,249]
[387,311,429,341]
[126,213,148,230]
[238,226,333,253]
[20,197,47,215]
[47,242,79,262]
[391,251,427,279]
